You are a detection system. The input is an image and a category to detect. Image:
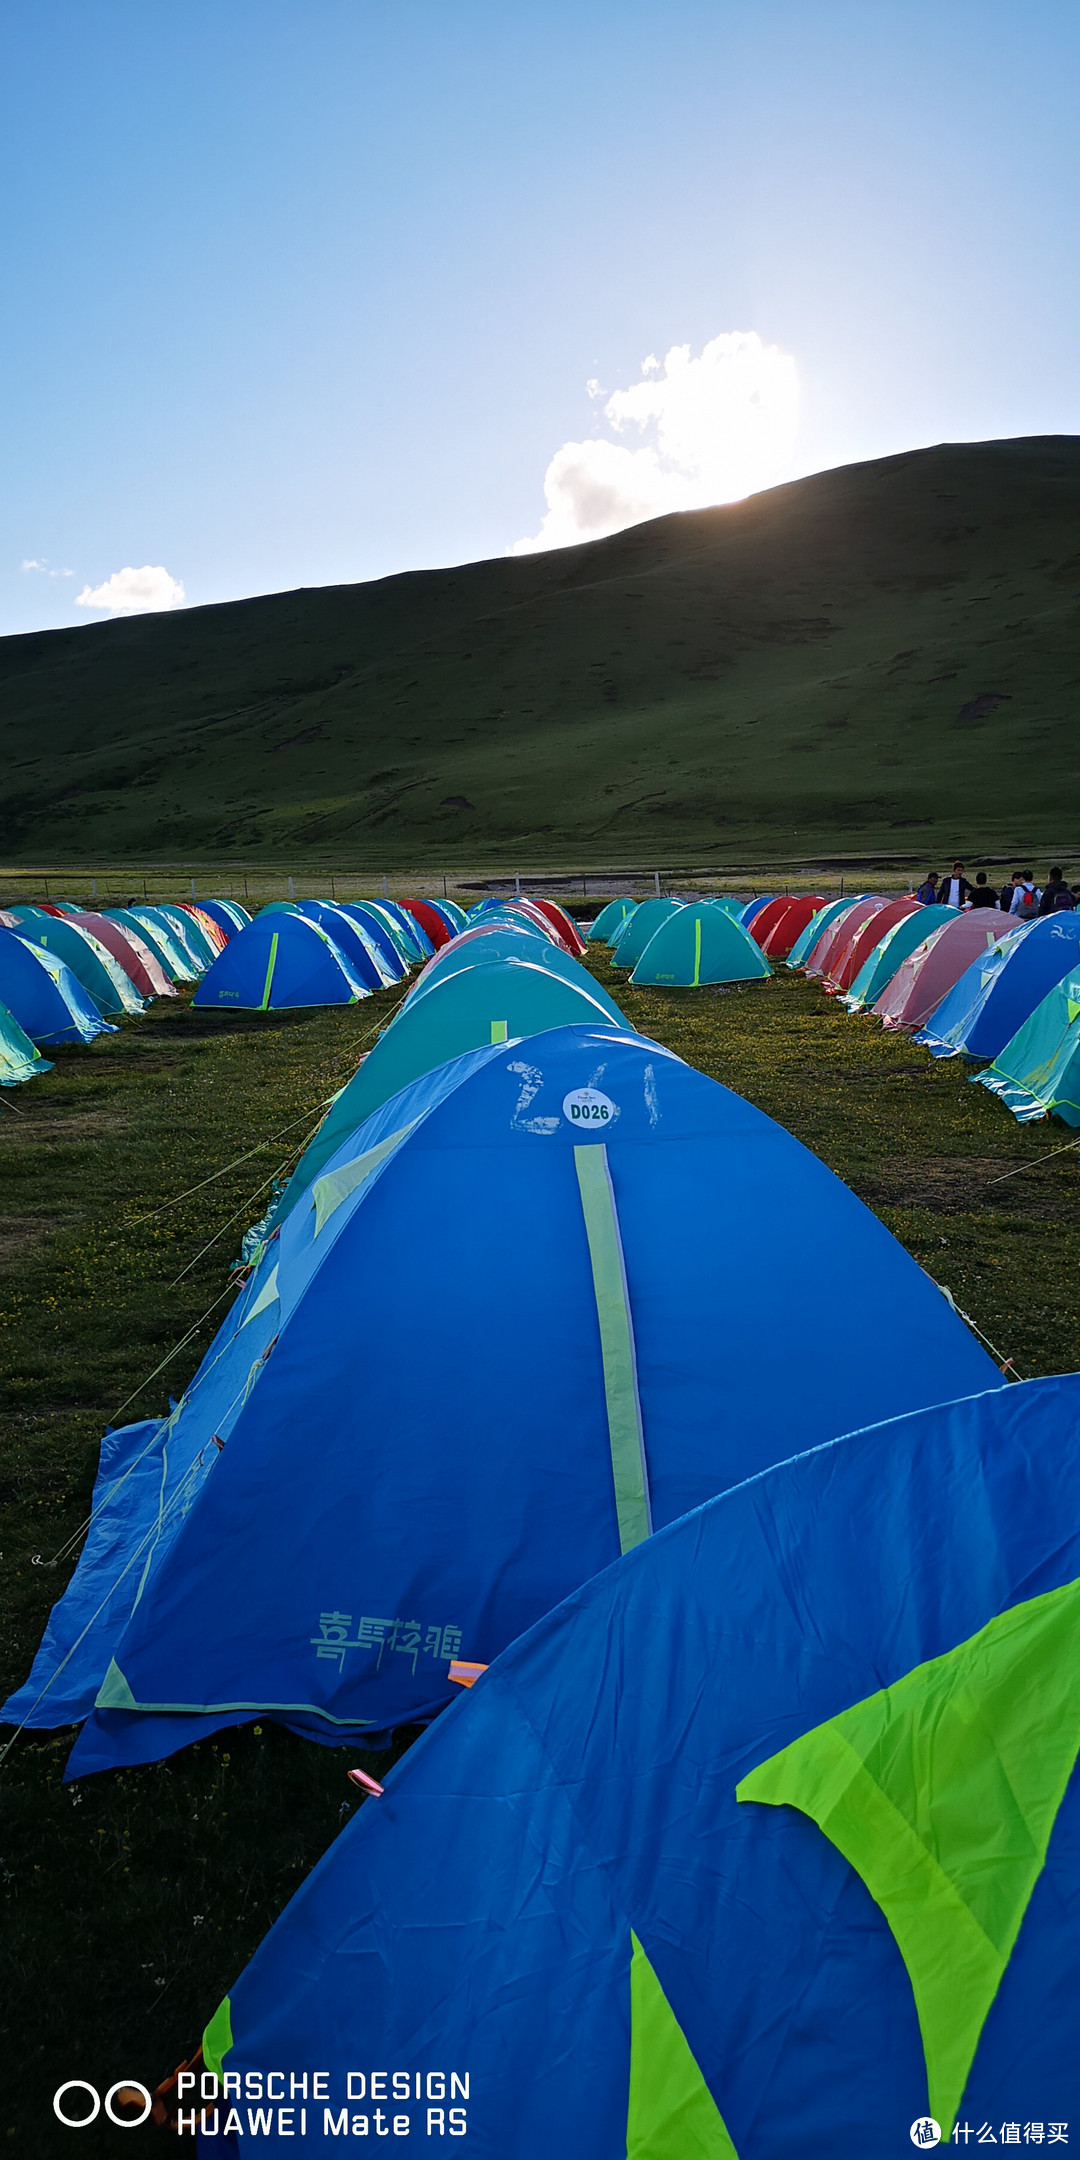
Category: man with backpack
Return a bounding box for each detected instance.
[1007,870,1041,917]
[1039,867,1076,914]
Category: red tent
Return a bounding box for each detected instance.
[526,898,588,955]
[69,913,175,999]
[498,898,578,953]
[402,899,455,949]
[753,896,826,959]
[173,902,227,952]
[823,897,920,993]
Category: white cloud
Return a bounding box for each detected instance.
[513,330,799,554]
[75,564,186,615]
[22,558,74,577]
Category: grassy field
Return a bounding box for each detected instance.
[2,435,1080,871]
[4,941,1080,2152]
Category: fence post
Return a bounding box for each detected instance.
[840,876,845,896]
[288,875,295,900]
[331,874,336,900]
[190,877,196,901]
[91,876,97,899]
[244,875,249,900]
[654,871,661,896]
[383,875,389,900]
[44,876,50,898]
[443,874,447,898]
[514,873,521,896]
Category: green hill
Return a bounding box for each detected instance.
[3,435,1079,869]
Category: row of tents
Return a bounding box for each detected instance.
[779,890,1080,1126]
[0,897,253,1080]
[8,889,1077,2146]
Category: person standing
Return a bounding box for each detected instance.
[1008,870,1041,918]
[942,861,973,907]
[1039,866,1076,913]
[968,872,999,908]
[914,871,941,903]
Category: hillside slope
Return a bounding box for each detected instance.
[2,435,1079,866]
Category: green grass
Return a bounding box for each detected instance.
[4,947,1080,2152]
[2,435,1080,871]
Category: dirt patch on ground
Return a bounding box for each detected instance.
[852,1152,1080,1218]
[0,1216,56,1264]
[0,1107,133,1142]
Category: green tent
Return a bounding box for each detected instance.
[609,897,682,966]
[977,966,1080,1124]
[265,955,627,1227]
[0,1001,52,1084]
[587,897,636,941]
[842,905,957,1012]
[630,901,772,987]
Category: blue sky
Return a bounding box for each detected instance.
[4,0,1079,633]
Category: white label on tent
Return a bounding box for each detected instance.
[563,1086,617,1127]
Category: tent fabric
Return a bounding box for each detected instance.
[0,931,116,1045]
[405,937,624,1018]
[68,913,175,999]
[193,916,369,1011]
[195,900,251,937]
[527,898,589,954]
[106,909,197,983]
[916,915,1080,1060]
[17,917,146,1017]
[0,1001,52,1084]
[135,905,212,973]
[329,905,409,978]
[401,899,455,949]
[264,961,629,1226]
[629,904,771,987]
[16,1021,996,1780]
[376,901,432,960]
[588,899,637,942]
[976,965,1080,1124]
[193,1371,1080,2157]
[467,902,561,947]
[875,913,1017,1033]
[155,904,220,968]
[786,897,864,970]
[176,903,228,953]
[753,896,826,959]
[738,896,773,926]
[610,899,683,969]
[429,898,468,931]
[804,897,887,979]
[822,897,920,994]
[842,904,958,1012]
[292,903,398,989]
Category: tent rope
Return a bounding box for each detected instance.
[984,1138,1080,1186]
[935,1281,1022,1380]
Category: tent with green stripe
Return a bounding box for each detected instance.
[588,897,637,941]
[16,915,146,1017]
[192,914,371,1011]
[32,1019,994,1785]
[630,902,771,987]
[609,896,682,966]
[264,955,627,1225]
[977,966,1080,1124]
[188,1366,1080,2155]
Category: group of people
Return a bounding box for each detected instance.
[914,862,1076,916]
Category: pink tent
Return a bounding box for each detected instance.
[874,911,1015,1032]
[804,898,887,979]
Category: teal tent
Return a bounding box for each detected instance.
[977,965,1080,1124]
[588,898,637,941]
[0,1001,52,1084]
[18,918,145,1017]
[155,904,219,969]
[406,933,621,1014]
[610,897,682,967]
[265,957,627,1227]
[630,902,771,987]
[843,904,958,1012]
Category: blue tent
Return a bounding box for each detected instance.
[916,915,1080,1059]
[378,900,432,960]
[199,1372,1080,2154]
[428,898,467,932]
[196,900,251,937]
[192,915,371,1010]
[331,904,410,976]
[9,1023,994,1777]
[155,904,220,970]
[109,908,198,982]
[0,930,117,1045]
[739,896,774,925]
[292,903,398,989]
